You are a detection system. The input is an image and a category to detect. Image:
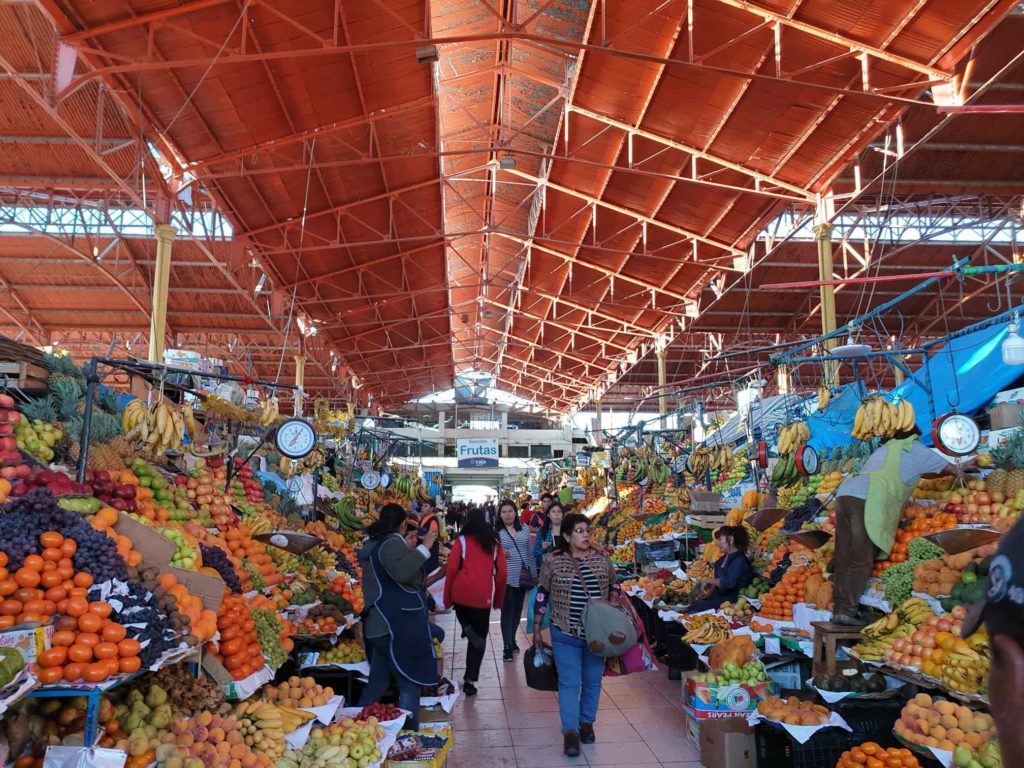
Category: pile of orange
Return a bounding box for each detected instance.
[208,593,266,681]
[222,526,283,589]
[0,531,82,629]
[36,592,140,684]
[758,566,820,621]
[836,743,919,768]
[87,508,143,567]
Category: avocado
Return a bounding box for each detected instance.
[850,676,868,693]
[866,673,887,693]
[826,556,835,575]
[964,560,979,576]
[830,674,850,692]
[951,583,964,601]
[940,596,958,613]
[979,555,994,576]
[813,674,832,691]
[965,582,986,603]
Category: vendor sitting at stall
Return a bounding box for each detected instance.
[685,526,754,613]
[833,426,971,626]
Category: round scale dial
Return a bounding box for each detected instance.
[274,418,317,459]
[932,413,980,457]
[795,444,818,476]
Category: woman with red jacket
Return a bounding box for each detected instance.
[444,507,507,696]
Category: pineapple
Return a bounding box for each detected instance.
[991,413,1024,498]
[987,468,1008,497]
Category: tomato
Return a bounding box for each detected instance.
[41,547,62,563]
[223,653,246,671]
[40,531,63,548]
[117,638,140,657]
[38,647,67,668]
[0,616,14,630]
[65,597,88,617]
[67,644,93,663]
[63,662,84,682]
[76,632,100,647]
[60,540,77,558]
[93,642,119,660]
[39,570,63,589]
[77,612,102,633]
[82,663,109,683]
[55,615,77,631]
[45,586,67,603]
[52,630,76,647]
[14,569,40,589]
[72,572,93,589]
[0,579,14,596]
[22,555,44,572]
[88,602,112,618]
[37,666,64,684]
[118,655,141,674]
[0,601,21,616]
[101,623,126,643]
[220,637,243,656]
[101,658,120,676]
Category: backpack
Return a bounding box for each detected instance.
[457,535,498,574]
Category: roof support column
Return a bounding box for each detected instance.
[657,348,668,415]
[294,355,306,416]
[815,194,837,386]
[147,224,177,363]
[776,364,791,395]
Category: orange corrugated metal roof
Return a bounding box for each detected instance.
[0,0,1018,409]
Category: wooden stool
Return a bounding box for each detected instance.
[811,621,863,677]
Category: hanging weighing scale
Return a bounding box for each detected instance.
[794,443,818,476]
[755,440,769,469]
[360,469,381,490]
[379,472,392,489]
[274,418,318,459]
[931,412,980,457]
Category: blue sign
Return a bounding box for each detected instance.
[456,438,499,468]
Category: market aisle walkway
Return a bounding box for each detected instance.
[436,611,705,768]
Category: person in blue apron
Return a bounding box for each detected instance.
[358,504,439,728]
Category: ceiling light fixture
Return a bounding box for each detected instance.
[499,155,516,170]
[1002,313,1024,365]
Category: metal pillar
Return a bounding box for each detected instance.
[814,197,837,385]
[776,364,791,394]
[147,224,177,362]
[657,349,668,414]
[294,355,306,415]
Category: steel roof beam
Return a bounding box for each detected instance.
[506,168,743,256]
[568,105,816,201]
[61,0,234,42]
[480,296,636,350]
[496,232,694,304]
[705,0,951,81]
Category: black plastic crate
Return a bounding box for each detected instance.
[636,539,677,565]
[755,699,906,768]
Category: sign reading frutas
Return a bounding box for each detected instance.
[456,438,499,468]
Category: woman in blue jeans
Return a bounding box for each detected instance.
[533,512,621,757]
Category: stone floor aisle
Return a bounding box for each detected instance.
[434,610,705,768]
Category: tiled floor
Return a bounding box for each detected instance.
[435,611,704,768]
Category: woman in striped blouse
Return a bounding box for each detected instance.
[533,512,620,757]
[496,499,538,662]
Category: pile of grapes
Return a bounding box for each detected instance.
[0,488,127,582]
[781,498,823,533]
[89,581,181,668]
[768,552,792,586]
[331,547,358,577]
[199,544,242,593]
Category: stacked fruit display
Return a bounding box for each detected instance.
[210,593,266,681]
[682,614,732,644]
[836,744,921,768]
[894,694,995,754]
[759,566,821,621]
[852,597,935,663]
[320,639,366,664]
[277,718,387,768]
[261,677,334,708]
[757,695,830,726]
[720,597,756,622]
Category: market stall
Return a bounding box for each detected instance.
[0,355,456,768]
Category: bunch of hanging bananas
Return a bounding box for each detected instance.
[121,399,185,457]
[817,383,831,413]
[329,495,364,531]
[389,474,433,503]
[683,614,732,644]
[710,444,733,473]
[201,393,260,424]
[258,396,280,426]
[777,421,810,454]
[688,446,711,478]
[295,448,325,474]
[851,396,915,441]
[182,403,200,439]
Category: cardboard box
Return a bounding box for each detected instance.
[990,403,1023,430]
[0,625,53,672]
[992,387,1024,406]
[417,705,453,724]
[683,672,777,719]
[161,566,225,612]
[700,717,755,768]
[684,706,700,747]
[113,514,176,566]
[689,491,723,512]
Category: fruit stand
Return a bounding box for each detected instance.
[0,355,456,768]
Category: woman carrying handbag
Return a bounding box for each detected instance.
[443,508,507,696]
[496,499,537,662]
[532,512,630,757]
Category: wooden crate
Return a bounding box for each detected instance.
[0,361,49,391]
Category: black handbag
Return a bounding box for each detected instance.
[524,645,559,691]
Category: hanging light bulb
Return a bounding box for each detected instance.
[1002,313,1024,365]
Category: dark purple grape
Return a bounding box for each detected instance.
[199,544,242,593]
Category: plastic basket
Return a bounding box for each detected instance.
[764,658,811,692]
